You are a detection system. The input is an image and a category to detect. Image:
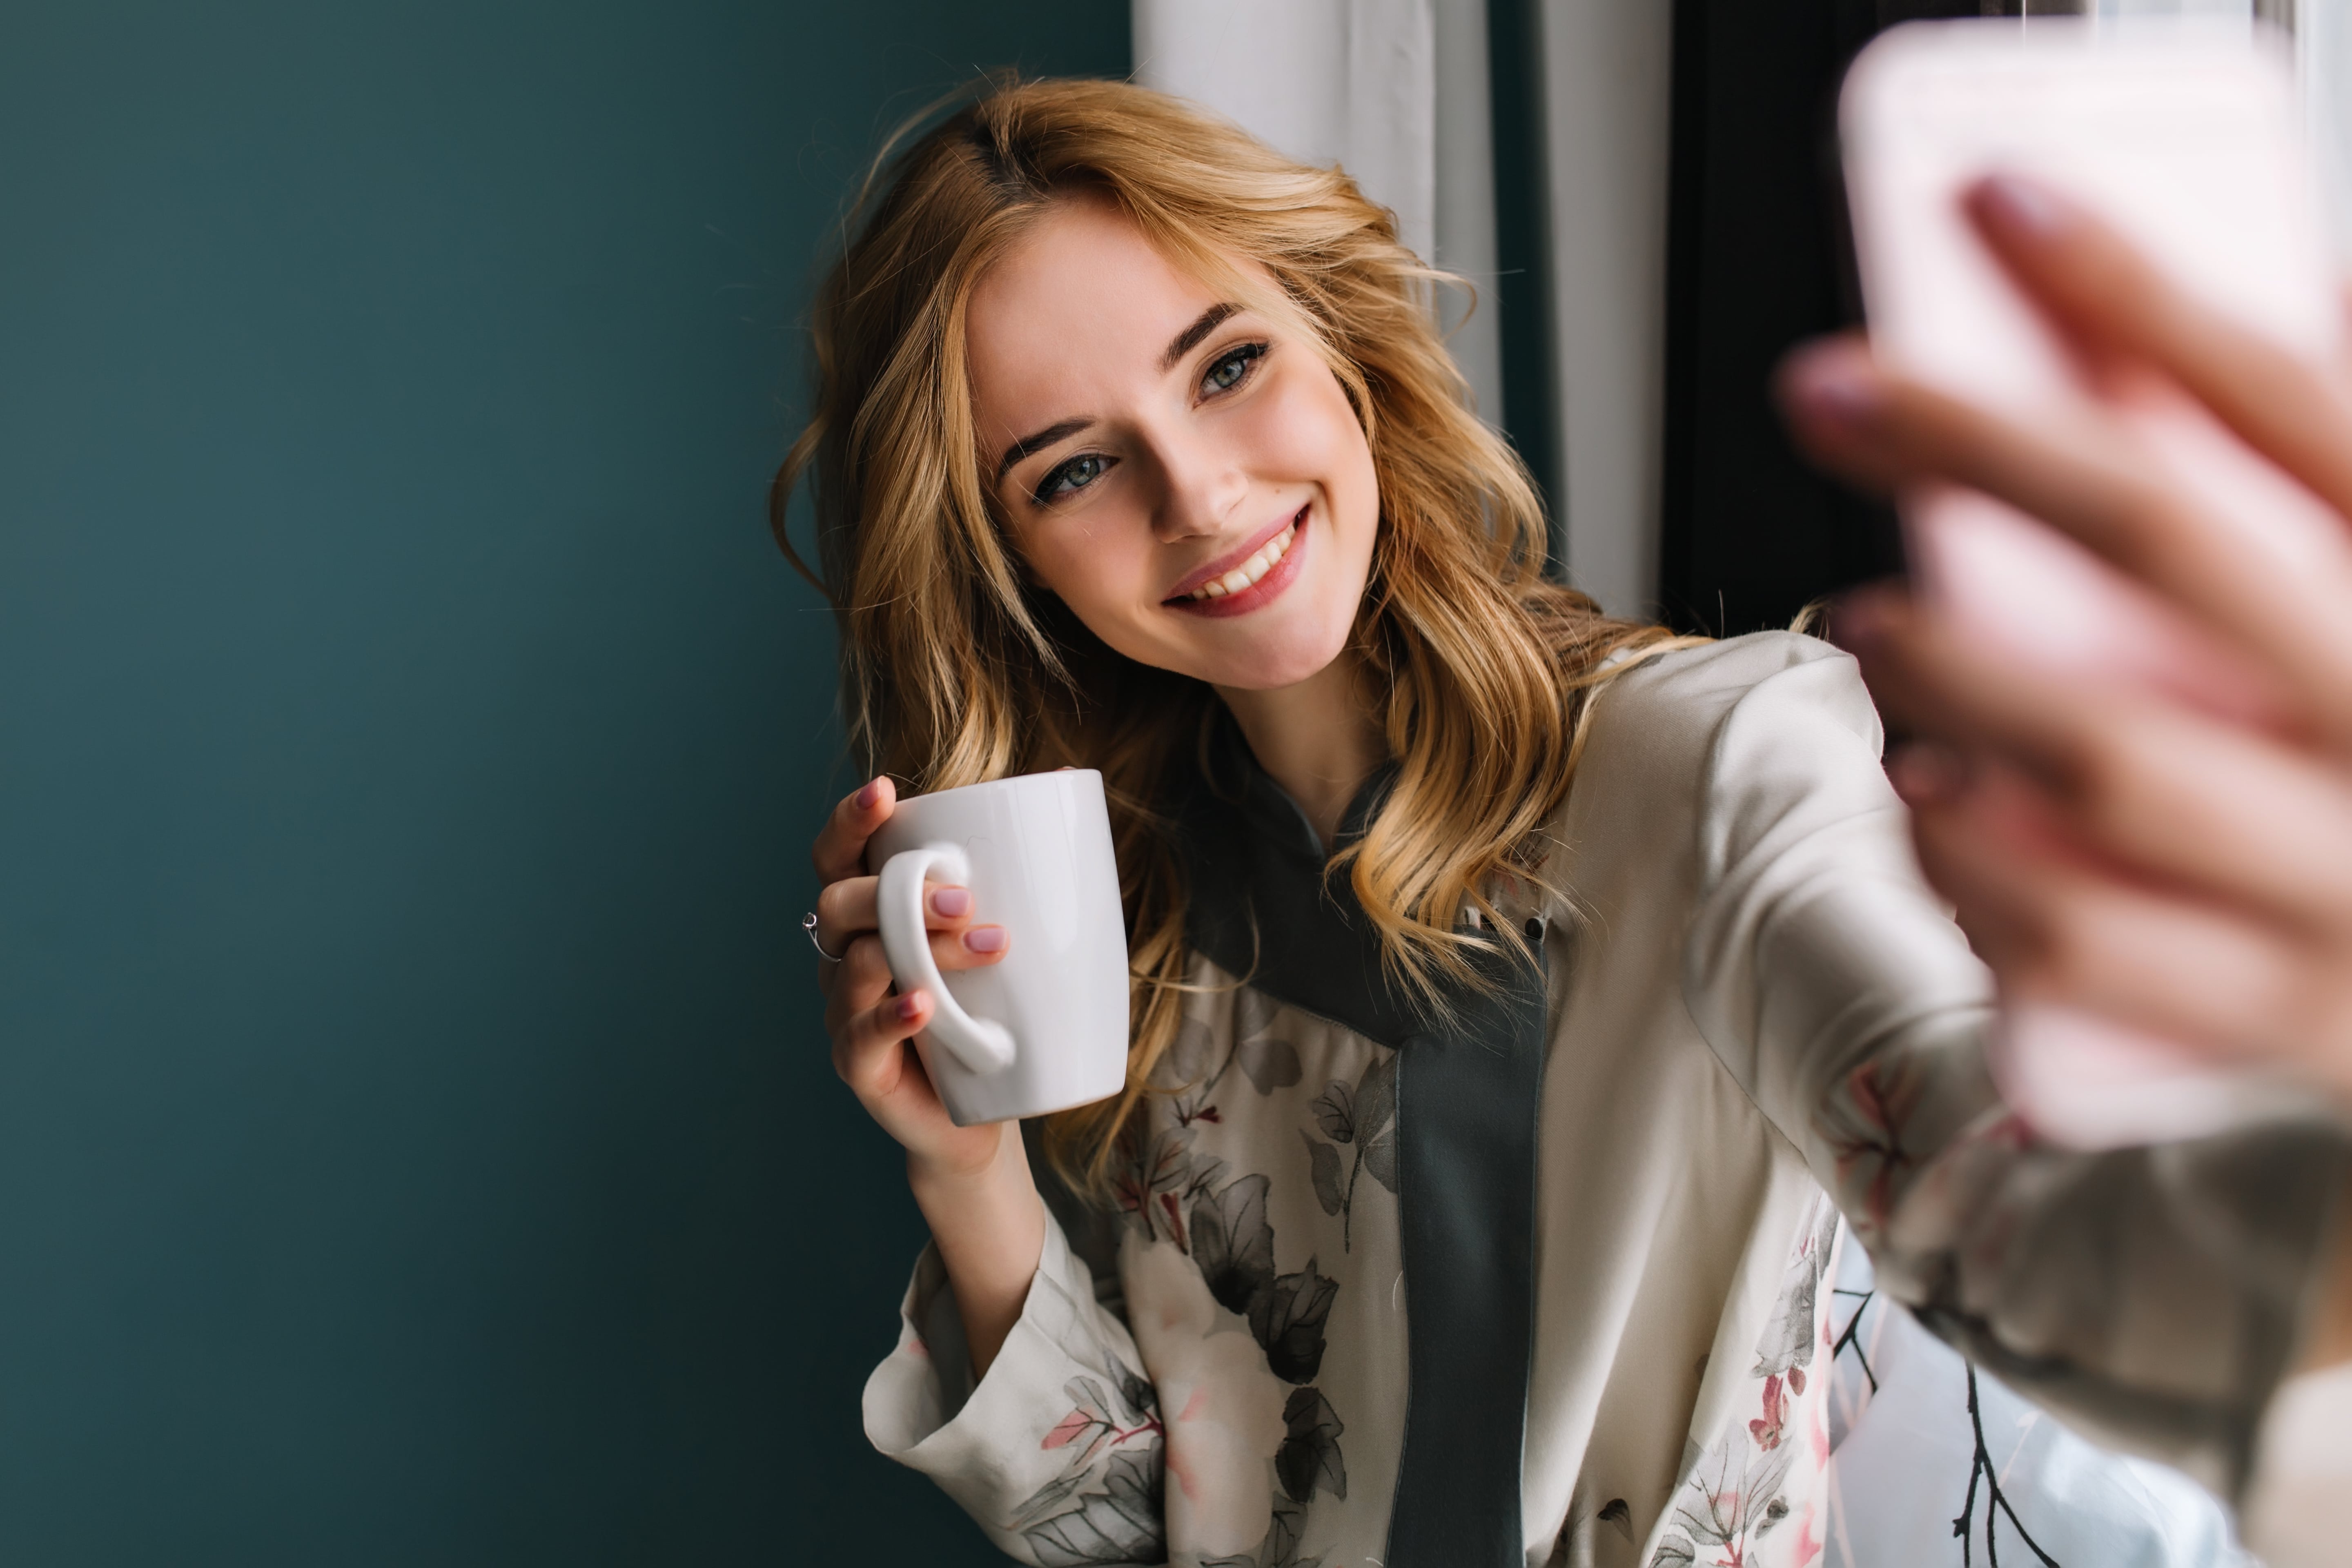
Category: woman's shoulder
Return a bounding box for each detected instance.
[1550,629,1895,887]
[1583,628,1879,773]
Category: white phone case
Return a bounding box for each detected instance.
[1842,20,2342,1147]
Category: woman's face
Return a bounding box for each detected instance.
[965,198,1381,693]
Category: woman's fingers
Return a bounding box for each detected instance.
[811,875,1004,967]
[820,918,1011,1031]
[807,779,1029,1174]
[1776,335,1917,496]
[1780,338,2186,543]
[808,908,1007,978]
[813,776,895,885]
[821,930,893,1019]
[1849,589,2352,936]
[1904,767,2352,1078]
[1964,174,2352,527]
[833,982,936,1102]
[809,776,1009,976]
[1782,341,2352,742]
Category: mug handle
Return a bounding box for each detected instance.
[876,843,1017,1076]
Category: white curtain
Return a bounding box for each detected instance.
[1132,0,1507,454]
[1536,0,1675,617]
[2294,0,2352,254]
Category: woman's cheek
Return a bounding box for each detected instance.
[1245,373,1360,483]
[1249,375,1378,562]
[1030,519,1161,644]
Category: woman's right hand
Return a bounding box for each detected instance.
[811,776,1014,1180]
[813,775,1047,1376]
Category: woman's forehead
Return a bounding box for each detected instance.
[966,200,1247,418]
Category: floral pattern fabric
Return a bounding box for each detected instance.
[1066,983,1403,1567]
[1653,1200,1841,1568]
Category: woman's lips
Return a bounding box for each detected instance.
[1166,507,1309,619]
[1171,510,1317,620]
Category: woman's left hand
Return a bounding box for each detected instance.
[1777,174,2352,1107]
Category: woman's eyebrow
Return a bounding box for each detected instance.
[992,303,1242,486]
[996,417,1091,485]
[1160,303,1238,372]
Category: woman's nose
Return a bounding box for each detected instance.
[1154,438,1249,542]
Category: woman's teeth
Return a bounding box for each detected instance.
[1189,521,1297,601]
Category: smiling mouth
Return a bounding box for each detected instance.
[1166,505,1307,605]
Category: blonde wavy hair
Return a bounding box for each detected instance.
[773,77,1693,1191]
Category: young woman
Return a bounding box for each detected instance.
[781,81,2348,1568]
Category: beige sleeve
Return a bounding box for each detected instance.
[1675,634,2350,1500]
[862,1208,1166,1564]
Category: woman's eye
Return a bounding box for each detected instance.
[1036,452,1111,503]
[1202,342,1266,396]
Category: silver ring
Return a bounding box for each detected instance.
[803,911,846,963]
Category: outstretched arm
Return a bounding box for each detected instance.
[1675,641,2352,1501]
[1778,175,2352,1382]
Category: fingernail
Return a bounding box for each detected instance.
[1891,742,1969,805]
[1829,594,1890,652]
[963,925,1007,954]
[929,886,973,918]
[1782,344,1884,429]
[1973,174,2071,242]
[896,991,925,1021]
[855,779,882,810]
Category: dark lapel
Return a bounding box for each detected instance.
[1173,721,1552,1568]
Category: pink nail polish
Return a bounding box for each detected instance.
[1891,744,1968,805]
[930,886,973,919]
[1830,599,1888,652]
[855,779,882,810]
[896,991,924,1021]
[1976,174,2069,240]
[963,925,1008,954]
[1789,350,1883,428]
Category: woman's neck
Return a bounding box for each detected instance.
[1215,650,1386,853]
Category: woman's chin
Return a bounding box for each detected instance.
[1189,629,1354,693]
[1108,586,1363,692]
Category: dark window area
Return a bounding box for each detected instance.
[1659,0,2040,635]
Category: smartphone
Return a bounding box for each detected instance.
[1841,20,2341,1149]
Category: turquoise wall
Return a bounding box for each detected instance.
[0,2,1126,1561]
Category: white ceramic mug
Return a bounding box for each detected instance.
[866,769,1130,1126]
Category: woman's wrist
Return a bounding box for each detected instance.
[907,1120,1046,1379]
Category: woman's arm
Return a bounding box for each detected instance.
[815,780,1167,1564]
[1672,639,2352,1501]
[810,777,1043,1375]
[1777,177,2352,1381]
[904,1120,1045,1377]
